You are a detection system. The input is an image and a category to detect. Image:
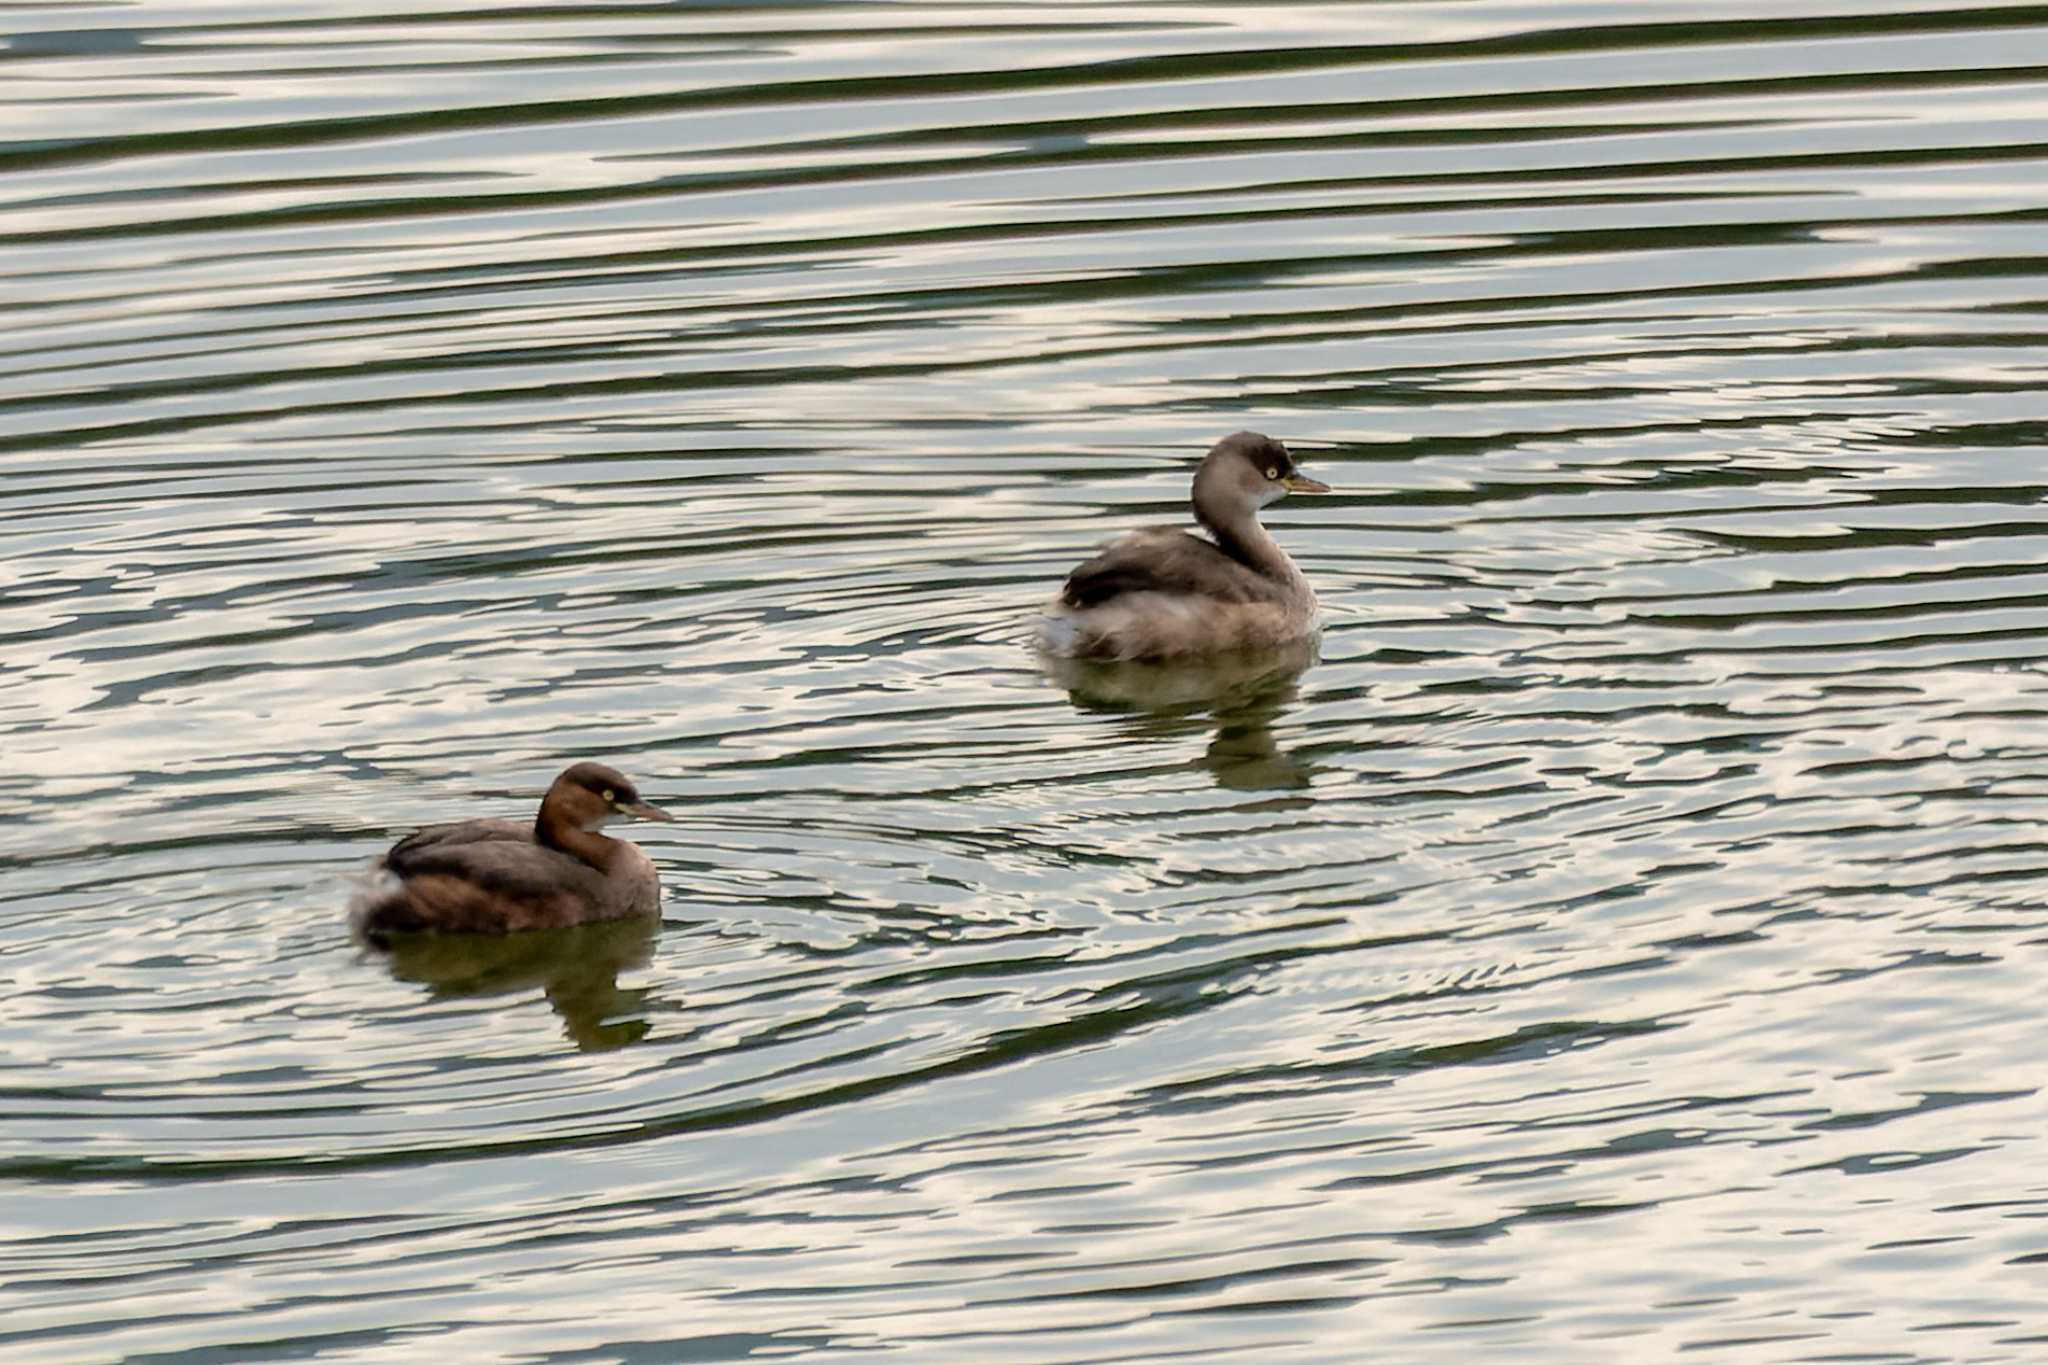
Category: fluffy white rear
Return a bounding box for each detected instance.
[1039,591,1310,661]
[345,863,399,939]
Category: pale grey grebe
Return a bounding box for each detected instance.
[1037,431,1331,660]
[351,762,674,942]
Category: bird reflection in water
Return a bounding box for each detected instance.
[370,916,660,1052]
[1042,637,1321,792]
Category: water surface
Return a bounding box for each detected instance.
[7,1,2048,1360]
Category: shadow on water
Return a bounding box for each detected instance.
[370,916,660,1053]
[13,0,2048,1357]
[1040,636,1322,791]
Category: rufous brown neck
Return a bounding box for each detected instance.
[535,795,621,872]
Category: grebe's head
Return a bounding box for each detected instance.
[548,762,675,831]
[1193,431,1330,518]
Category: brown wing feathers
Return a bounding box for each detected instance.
[1060,531,1281,609]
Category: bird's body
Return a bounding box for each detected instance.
[1037,432,1329,660]
[351,762,672,941]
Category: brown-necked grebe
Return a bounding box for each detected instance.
[351,762,674,941]
[1037,431,1330,660]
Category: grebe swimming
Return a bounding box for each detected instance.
[352,762,673,941]
[1037,431,1330,660]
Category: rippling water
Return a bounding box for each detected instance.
[8,2,2048,1359]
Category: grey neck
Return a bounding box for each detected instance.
[1197,500,1299,586]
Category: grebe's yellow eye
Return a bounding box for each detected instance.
[602,789,615,803]
[1265,466,1279,480]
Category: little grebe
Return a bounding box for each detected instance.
[1038,431,1330,660]
[352,762,673,941]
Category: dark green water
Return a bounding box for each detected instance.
[7,2,2048,1360]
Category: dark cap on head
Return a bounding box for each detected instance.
[1209,430,1297,478]
[559,761,641,804]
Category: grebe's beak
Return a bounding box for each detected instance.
[1282,473,1330,494]
[622,800,676,823]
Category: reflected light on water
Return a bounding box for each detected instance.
[8,1,2048,1360]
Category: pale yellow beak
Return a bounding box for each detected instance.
[621,801,676,823]
[1282,473,1330,494]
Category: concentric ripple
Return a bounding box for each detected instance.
[6,1,2048,1360]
